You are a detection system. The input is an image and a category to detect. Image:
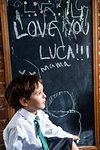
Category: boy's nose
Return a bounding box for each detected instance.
[43,93,46,98]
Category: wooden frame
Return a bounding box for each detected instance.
[0,0,14,119]
[0,0,100,149]
[92,0,100,149]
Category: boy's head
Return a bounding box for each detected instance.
[5,75,46,111]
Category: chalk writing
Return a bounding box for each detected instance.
[16,10,23,30]
[13,0,23,8]
[39,44,89,61]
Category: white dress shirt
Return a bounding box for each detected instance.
[3,108,74,150]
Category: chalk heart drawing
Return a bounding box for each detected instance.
[45,91,82,137]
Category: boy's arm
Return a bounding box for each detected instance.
[3,126,23,150]
[41,111,76,139]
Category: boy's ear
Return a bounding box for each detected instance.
[19,97,28,107]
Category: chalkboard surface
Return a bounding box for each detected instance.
[7,0,94,146]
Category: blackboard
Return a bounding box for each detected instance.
[6,0,94,146]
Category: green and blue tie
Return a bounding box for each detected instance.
[34,116,49,150]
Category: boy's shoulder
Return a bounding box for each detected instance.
[5,109,25,128]
[5,109,49,129]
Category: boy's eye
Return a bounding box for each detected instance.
[37,91,42,95]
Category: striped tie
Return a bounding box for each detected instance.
[34,116,49,150]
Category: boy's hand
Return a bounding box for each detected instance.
[73,135,80,142]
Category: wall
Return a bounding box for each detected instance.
[0,14,9,150]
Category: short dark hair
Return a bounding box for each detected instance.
[5,75,43,110]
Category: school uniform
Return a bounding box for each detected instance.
[3,108,74,150]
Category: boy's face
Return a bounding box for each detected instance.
[24,82,46,114]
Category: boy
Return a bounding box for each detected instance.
[3,75,80,150]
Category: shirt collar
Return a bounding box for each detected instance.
[18,108,40,125]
